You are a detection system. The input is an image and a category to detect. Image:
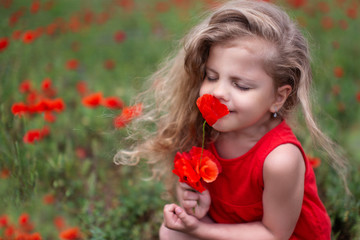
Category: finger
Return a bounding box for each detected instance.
[184,190,200,201]
[174,206,190,224]
[183,200,197,210]
[179,182,192,190]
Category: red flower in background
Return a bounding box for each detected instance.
[0,168,10,179]
[11,102,28,116]
[308,155,321,169]
[66,59,79,70]
[59,227,82,240]
[44,111,56,122]
[76,81,89,96]
[41,78,57,97]
[23,126,50,144]
[19,79,33,93]
[113,103,142,128]
[82,92,103,108]
[102,96,123,109]
[347,7,358,19]
[287,0,307,8]
[0,215,9,227]
[43,193,55,205]
[356,92,360,102]
[54,216,66,231]
[173,146,221,193]
[22,30,36,44]
[196,94,229,126]
[114,30,126,43]
[334,66,344,78]
[104,59,115,70]
[0,37,9,52]
[31,0,41,14]
[321,16,334,30]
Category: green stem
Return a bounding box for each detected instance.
[200,121,206,166]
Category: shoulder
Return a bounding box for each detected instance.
[263,144,305,187]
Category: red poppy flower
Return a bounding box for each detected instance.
[104,59,115,70]
[11,102,28,116]
[18,213,29,226]
[22,30,36,44]
[347,7,358,19]
[76,81,88,96]
[31,0,41,14]
[59,227,82,240]
[41,78,52,91]
[172,146,221,193]
[118,0,134,12]
[321,16,333,30]
[19,79,32,93]
[102,96,123,109]
[196,94,229,126]
[286,0,307,8]
[0,214,9,227]
[356,92,360,102]
[54,216,66,231]
[4,225,15,237]
[23,126,50,144]
[43,193,55,204]
[334,66,344,78]
[0,37,9,52]
[308,155,321,169]
[0,168,10,179]
[66,59,79,70]
[155,2,170,13]
[331,85,341,96]
[114,30,126,43]
[173,151,201,185]
[113,103,142,128]
[75,147,87,159]
[29,232,42,240]
[82,92,103,108]
[189,146,221,183]
[317,1,330,13]
[23,130,41,144]
[44,111,56,122]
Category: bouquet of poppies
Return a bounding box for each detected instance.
[172,94,229,192]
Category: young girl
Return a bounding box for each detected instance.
[114,0,348,239]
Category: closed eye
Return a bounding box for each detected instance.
[205,74,218,81]
[232,82,250,91]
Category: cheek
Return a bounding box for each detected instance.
[199,82,209,96]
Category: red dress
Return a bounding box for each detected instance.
[205,121,331,239]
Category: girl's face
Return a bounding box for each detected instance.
[199,38,278,135]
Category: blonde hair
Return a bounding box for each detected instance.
[114,0,348,192]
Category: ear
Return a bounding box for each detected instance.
[271,85,292,113]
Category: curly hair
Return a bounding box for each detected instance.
[114,0,348,192]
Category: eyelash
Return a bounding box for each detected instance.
[232,82,250,91]
[205,74,251,91]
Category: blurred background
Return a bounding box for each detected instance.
[0,0,359,239]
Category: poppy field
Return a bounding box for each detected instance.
[1,0,360,239]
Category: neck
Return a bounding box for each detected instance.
[215,118,282,159]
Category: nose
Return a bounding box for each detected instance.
[212,80,229,102]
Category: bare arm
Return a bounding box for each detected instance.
[163,144,305,240]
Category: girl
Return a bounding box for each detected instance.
[114,0,348,239]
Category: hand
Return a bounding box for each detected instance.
[163,203,199,233]
[176,182,211,219]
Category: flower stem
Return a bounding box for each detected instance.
[200,121,206,166]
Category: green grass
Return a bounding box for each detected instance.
[0,0,359,239]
